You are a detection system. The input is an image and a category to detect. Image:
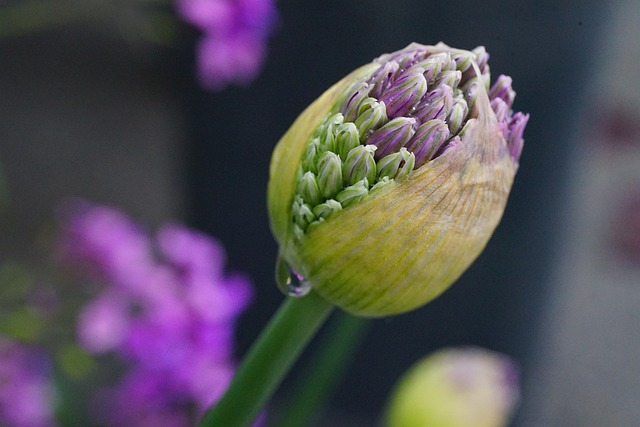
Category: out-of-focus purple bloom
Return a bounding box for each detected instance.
[0,338,57,427]
[58,202,253,426]
[58,202,153,286]
[175,0,279,90]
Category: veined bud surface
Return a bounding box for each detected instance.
[268,42,528,317]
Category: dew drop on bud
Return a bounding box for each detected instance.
[275,255,312,297]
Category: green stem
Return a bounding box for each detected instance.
[276,312,369,427]
[199,290,334,427]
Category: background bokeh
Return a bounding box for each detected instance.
[1,0,639,425]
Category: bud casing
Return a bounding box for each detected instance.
[268,43,527,317]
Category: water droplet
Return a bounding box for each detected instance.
[275,255,312,297]
[284,268,312,297]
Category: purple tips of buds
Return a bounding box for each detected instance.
[369,61,400,99]
[472,46,490,73]
[367,117,417,159]
[412,84,454,123]
[378,71,428,118]
[342,82,371,122]
[507,112,529,163]
[406,119,450,167]
[489,75,516,108]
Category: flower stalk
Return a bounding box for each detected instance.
[198,291,334,427]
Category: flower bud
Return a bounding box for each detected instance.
[267,42,528,316]
[296,171,323,206]
[342,145,378,186]
[335,122,361,161]
[377,148,415,180]
[385,348,519,427]
[316,151,343,199]
[355,97,388,139]
[367,117,417,159]
[378,71,428,118]
[405,119,450,167]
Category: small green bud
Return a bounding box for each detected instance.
[335,179,369,207]
[377,148,414,180]
[312,198,342,220]
[301,138,320,174]
[316,151,343,199]
[296,171,323,206]
[386,348,519,427]
[447,96,469,134]
[342,145,377,186]
[335,122,361,161]
[354,97,388,140]
[292,196,316,230]
[317,113,344,153]
[370,175,393,192]
[394,149,415,180]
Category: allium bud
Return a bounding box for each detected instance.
[268,43,528,316]
[385,348,519,427]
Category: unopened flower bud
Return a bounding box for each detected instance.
[341,82,371,122]
[447,96,469,134]
[386,348,519,427]
[300,138,320,174]
[335,122,361,161]
[268,42,528,316]
[452,51,475,72]
[342,145,378,186]
[292,196,315,230]
[420,52,450,81]
[488,75,516,107]
[297,171,323,206]
[355,97,388,140]
[369,61,401,99]
[312,198,342,221]
[336,178,369,207]
[316,152,343,199]
[377,148,415,180]
[379,71,428,118]
[434,69,462,90]
[413,84,454,123]
[367,117,417,159]
[406,119,450,167]
[317,113,344,153]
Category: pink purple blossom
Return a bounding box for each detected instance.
[0,338,57,427]
[175,0,279,90]
[58,202,253,426]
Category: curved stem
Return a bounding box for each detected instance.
[199,290,334,427]
[276,312,369,427]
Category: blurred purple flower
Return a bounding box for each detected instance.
[175,0,279,90]
[58,202,253,426]
[0,338,57,427]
